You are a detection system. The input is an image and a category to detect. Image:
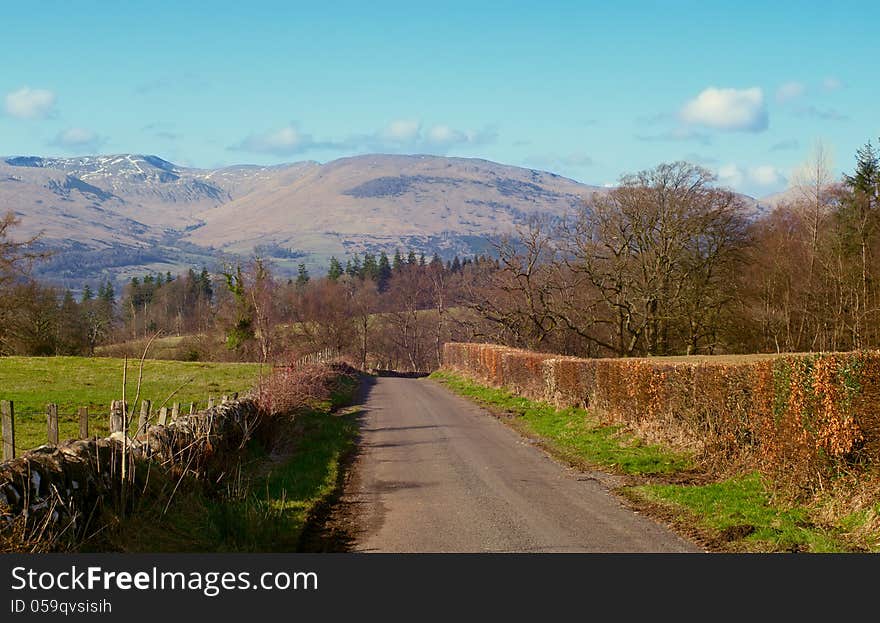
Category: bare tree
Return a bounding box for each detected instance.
[0,212,44,288]
[561,162,749,356]
[464,217,561,349]
[347,277,380,370]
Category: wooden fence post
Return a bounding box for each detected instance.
[109,400,125,434]
[231,392,238,400]
[47,403,59,445]
[171,402,180,421]
[78,406,89,439]
[207,396,215,409]
[158,407,169,426]
[189,402,195,415]
[1,400,14,461]
[138,400,151,435]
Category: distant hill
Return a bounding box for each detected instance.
[0,153,602,287]
[1,152,769,289]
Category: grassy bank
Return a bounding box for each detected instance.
[626,474,860,552]
[430,370,870,552]
[0,356,262,451]
[97,373,361,552]
[430,370,689,475]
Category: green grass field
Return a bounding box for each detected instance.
[0,356,263,453]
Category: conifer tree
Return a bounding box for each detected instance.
[296,263,311,287]
[328,256,343,281]
[378,252,392,291]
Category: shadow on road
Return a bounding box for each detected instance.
[363,424,442,433]
[372,369,430,378]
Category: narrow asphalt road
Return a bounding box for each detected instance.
[343,377,700,553]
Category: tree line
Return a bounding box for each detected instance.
[0,137,877,367]
[466,139,880,357]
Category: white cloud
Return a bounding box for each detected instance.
[359,120,496,152]
[381,119,421,142]
[426,124,462,145]
[717,164,744,187]
[231,119,497,157]
[750,165,783,186]
[680,87,768,132]
[51,127,104,152]
[4,86,56,119]
[822,76,843,91]
[776,81,806,103]
[717,163,785,190]
[231,124,316,155]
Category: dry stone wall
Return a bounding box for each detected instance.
[0,398,260,543]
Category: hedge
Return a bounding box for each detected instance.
[443,342,880,490]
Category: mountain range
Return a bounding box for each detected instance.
[0,153,769,289]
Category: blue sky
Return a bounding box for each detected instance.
[1,1,877,197]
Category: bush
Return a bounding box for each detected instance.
[255,359,359,417]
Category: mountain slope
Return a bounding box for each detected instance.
[183,154,600,260]
[0,153,602,286]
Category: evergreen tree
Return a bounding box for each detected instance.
[199,267,213,301]
[407,250,418,265]
[393,249,404,271]
[348,255,362,278]
[80,284,94,302]
[451,256,461,272]
[328,256,343,281]
[419,253,426,266]
[222,264,255,351]
[378,252,392,291]
[58,289,85,355]
[362,252,378,280]
[845,139,880,202]
[98,280,115,305]
[296,263,311,287]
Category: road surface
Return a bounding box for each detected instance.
[343,377,699,553]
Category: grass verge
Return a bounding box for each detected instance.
[624,473,854,552]
[430,370,690,475]
[92,373,361,552]
[430,369,868,552]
